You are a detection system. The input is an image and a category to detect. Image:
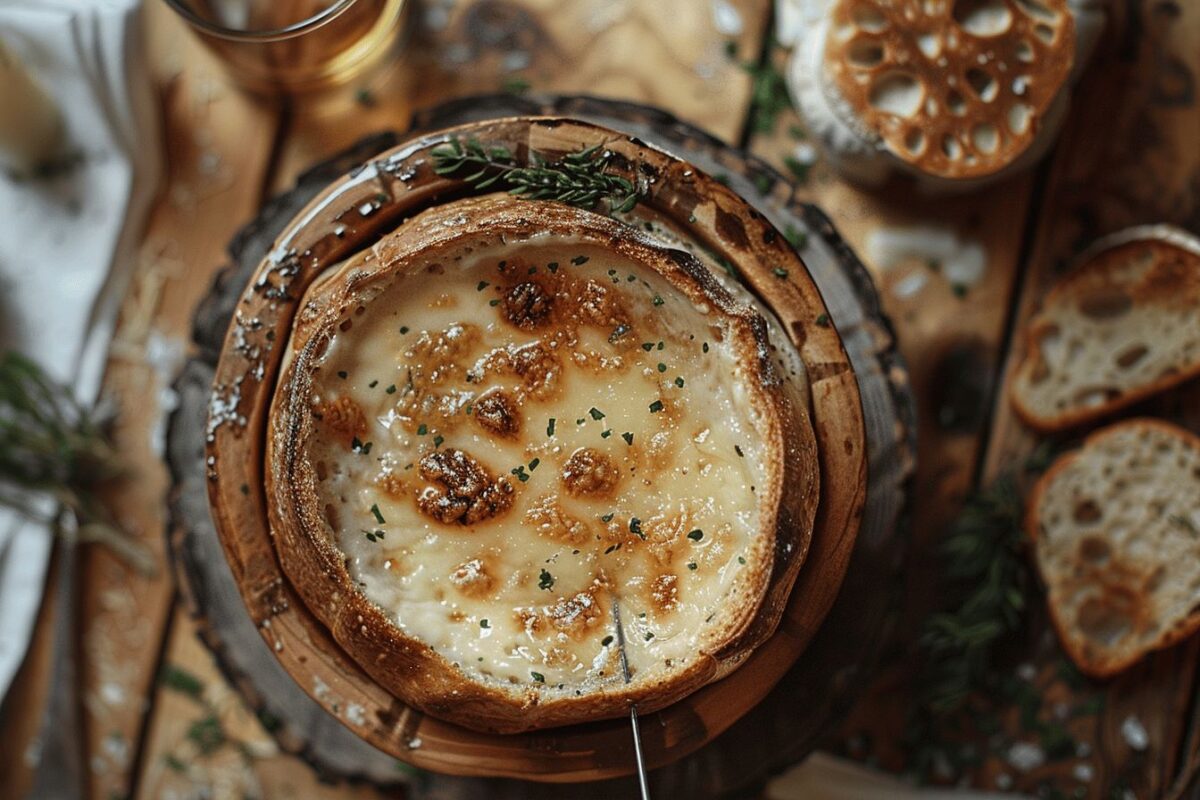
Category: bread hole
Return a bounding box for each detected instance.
[966,68,999,102]
[952,0,1014,36]
[941,134,963,160]
[1079,287,1133,319]
[972,122,1000,154]
[1014,0,1059,22]
[1074,500,1103,525]
[354,305,366,317]
[1074,387,1120,408]
[1015,39,1035,62]
[851,3,889,32]
[868,72,924,117]
[315,460,328,481]
[1008,103,1033,134]
[1076,594,1134,647]
[848,38,885,67]
[904,127,926,154]
[1034,22,1055,43]
[947,88,968,116]
[339,318,353,332]
[1115,344,1149,369]
[1078,536,1110,564]
[324,503,339,530]
[917,32,941,58]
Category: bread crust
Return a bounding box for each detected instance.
[265,195,820,732]
[1010,226,1200,433]
[1027,418,1200,678]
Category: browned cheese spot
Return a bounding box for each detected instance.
[416,448,514,525]
[561,447,620,497]
[524,495,592,546]
[448,558,495,598]
[315,395,366,444]
[502,281,554,329]
[473,387,521,438]
[649,573,679,614]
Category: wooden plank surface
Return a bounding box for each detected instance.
[3,0,1200,797]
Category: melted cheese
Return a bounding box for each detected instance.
[307,236,769,692]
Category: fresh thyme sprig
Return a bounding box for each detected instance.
[0,351,154,574]
[430,137,640,213]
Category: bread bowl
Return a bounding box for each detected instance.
[266,195,819,732]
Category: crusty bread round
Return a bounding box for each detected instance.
[1010,225,1200,433]
[821,0,1075,179]
[265,195,820,733]
[1027,418,1200,678]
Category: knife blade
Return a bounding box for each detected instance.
[611,596,650,800]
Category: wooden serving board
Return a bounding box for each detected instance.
[166,96,915,796]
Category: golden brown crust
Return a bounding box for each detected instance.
[824,0,1075,179]
[265,195,820,732]
[1027,418,1200,678]
[1010,228,1200,433]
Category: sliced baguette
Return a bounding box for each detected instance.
[1010,226,1200,432]
[1028,419,1200,678]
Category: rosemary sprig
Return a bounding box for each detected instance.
[430,137,640,214]
[0,351,154,574]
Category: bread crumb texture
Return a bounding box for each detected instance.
[1032,420,1200,677]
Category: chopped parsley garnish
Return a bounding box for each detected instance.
[738,556,747,565]
[641,342,654,351]
[815,313,830,328]
[480,619,490,628]
[652,294,664,306]
[386,384,397,394]
[363,529,385,542]
[687,562,697,570]
[687,529,704,541]
[702,342,710,353]
[538,569,555,590]
[531,671,545,683]
[735,444,744,457]
[511,466,530,482]
[629,517,644,538]
[370,504,386,524]
[399,326,409,334]
[476,280,489,291]
[576,417,585,425]
[773,267,789,279]
[547,418,556,437]
[337,370,348,379]
[368,380,378,388]
[601,429,613,438]
[571,255,589,265]
[417,424,428,436]
[601,635,614,647]
[657,362,666,372]
[656,341,664,351]
[674,377,685,388]
[649,400,664,413]
[589,407,605,421]
[600,513,615,523]
[547,261,559,273]
[784,224,808,250]
[351,437,373,454]
[528,458,540,471]
[644,632,655,641]
[489,299,500,307]
[622,432,634,446]
[433,435,444,448]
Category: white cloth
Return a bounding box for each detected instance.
[0,0,161,705]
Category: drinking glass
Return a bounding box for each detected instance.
[162,0,408,94]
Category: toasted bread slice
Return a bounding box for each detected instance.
[1028,419,1200,678]
[1010,226,1200,432]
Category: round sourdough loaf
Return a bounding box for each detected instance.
[265,195,820,733]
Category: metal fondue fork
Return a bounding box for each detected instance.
[611,596,651,800]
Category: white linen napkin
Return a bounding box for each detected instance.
[0,0,161,706]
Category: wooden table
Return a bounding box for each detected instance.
[2,1,1199,798]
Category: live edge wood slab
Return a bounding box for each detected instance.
[166,96,915,796]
